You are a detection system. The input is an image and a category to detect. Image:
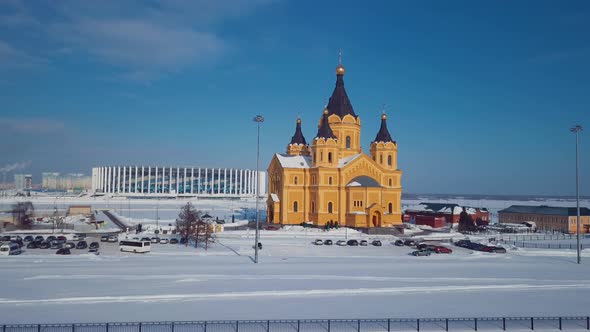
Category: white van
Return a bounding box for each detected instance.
[119,240,151,253]
[0,243,22,256]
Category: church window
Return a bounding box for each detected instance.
[294,176,298,185]
[328,177,332,185]
[388,202,393,214]
[388,155,392,166]
[328,202,333,213]
[293,201,298,212]
[346,136,351,149]
[380,154,383,164]
[328,152,332,163]
[313,152,316,162]
[388,178,392,187]
[311,201,316,213]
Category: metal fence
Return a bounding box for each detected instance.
[3,316,590,332]
[497,234,577,242]
[500,241,587,250]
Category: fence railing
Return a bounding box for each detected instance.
[497,234,577,242]
[3,316,590,332]
[500,241,587,250]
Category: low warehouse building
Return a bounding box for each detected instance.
[498,205,590,234]
[405,203,490,226]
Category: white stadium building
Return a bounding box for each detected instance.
[92,166,266,197]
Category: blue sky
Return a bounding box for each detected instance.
[0,0,588,196]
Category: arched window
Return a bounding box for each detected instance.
[387,155,392,166]
[328,152,332,163]
[346,136,351,149]
[328,177,332,185]
[311,201,315,213]
[388,178,392,187]
[328,202,333,213]
[293,201,298,212]
[294,176,298,185]
[380,154,383,164]
[388,202,393,214]
[320,152,323,161]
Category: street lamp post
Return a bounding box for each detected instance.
[253,115,264,264]
[570,125,583,264]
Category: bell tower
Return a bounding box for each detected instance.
[286,117,310,156]
[311,110,339,168]
[370,113,397,170]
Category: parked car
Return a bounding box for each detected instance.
[169,238,179,244]
[0,235,10,242]
[347,239,359,246]
[34,235,44,242]
[56,235,67,242]
[394,239,404,246]
[38,241,50,249]
[324,239,333,245]
[11,240,24,248]
[107,236,118,243]
[76,241,88,249]
[72,234,85,241]
[55,248,71,255]
[100,235,109,242]
[412,249,431,256]
[0,243,22,255]
[417,243,437,251]
[141,237,151,242]
[360,240,368,246]
[10,235,22,242]
[89,242,100,250]
[314,239,324,245]
[64,242,76,249]
[403,239,416,246]
[434,246,452,254]
[179,237,188,244]
[23,235,34,242]
[46,236,57,243]
[336,240,347,246]
[454,239,472,248]
[88,248,99,255]
[160,239,169,244]
[492,246,507,253]
[50,241,63,249]
[26,242,38,249]
[372,240,382,246]
[151,237,160,244]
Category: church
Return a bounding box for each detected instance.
[266,60,402,228]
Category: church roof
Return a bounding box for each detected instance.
[275,154,312,169]
[347,176,382,188]
[315,110,337,140]
[289,118,307,145]
[373,114,395,144]
[326,67,357,118]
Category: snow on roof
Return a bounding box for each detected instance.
[270,193,280,202]
[275,154,311,169]
[338,153,361,167]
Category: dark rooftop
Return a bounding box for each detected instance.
[347,176,381,188]
[315,111,337,140]
[373,114,395,144]
[499,205,590,216]
[289,118,307,145]
[326,68,357,119]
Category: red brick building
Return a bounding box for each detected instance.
[405,203,490,227]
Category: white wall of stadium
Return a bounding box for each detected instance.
[92,166,266,197]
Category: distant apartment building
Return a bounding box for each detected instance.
[499,205,590,234]
[14,174,32,190]
[42,172,91,191]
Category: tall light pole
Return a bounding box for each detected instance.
[253,115,264,264]
[571,125,583,264]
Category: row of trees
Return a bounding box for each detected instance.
[176,202,215,250]
[11,201,35,229]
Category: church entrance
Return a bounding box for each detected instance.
[372,211,381,227]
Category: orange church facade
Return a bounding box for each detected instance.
[266,61,402,228]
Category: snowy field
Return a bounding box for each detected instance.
[2,195,590,326]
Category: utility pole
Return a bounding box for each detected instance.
[253,115,264,264]
[570,125,583,264]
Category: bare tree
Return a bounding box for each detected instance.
[202,222,215,250]
[176,202,201,247]
[12,201,35,229]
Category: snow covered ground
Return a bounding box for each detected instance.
[1,229,590,325]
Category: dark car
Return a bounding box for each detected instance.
[412,249,431,256]
[56,235,67,242]
[360,240,368,246]
[89,242,100,250]
[76,241,88,249]
[169,238,179,244]
[180,237,188,244]
[347,239,359,246]
[64,242,76,249]
[324,239,333,245]
[88,248,99,255]
[26,242,38,249]
[372,240,382,246]
[50,241,63,249]
[34,235,44,242]
[151,237,160,244]
[141,237,151,242]
[23,235,34,242]
[0,235,10,242]
[56,248,71,255]
[454,239,472,248]
[46,236,57,243]
[11,240,24,248]
[434,246,452,254]
[100,235,109,242]
[394,239,404,246]
[417,243,437,251]
[403,239,416,246]
[469,243,486,251]
[38,241,50,249]
[492,247,507,254]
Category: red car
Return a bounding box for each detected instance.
[434,246,452,254]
